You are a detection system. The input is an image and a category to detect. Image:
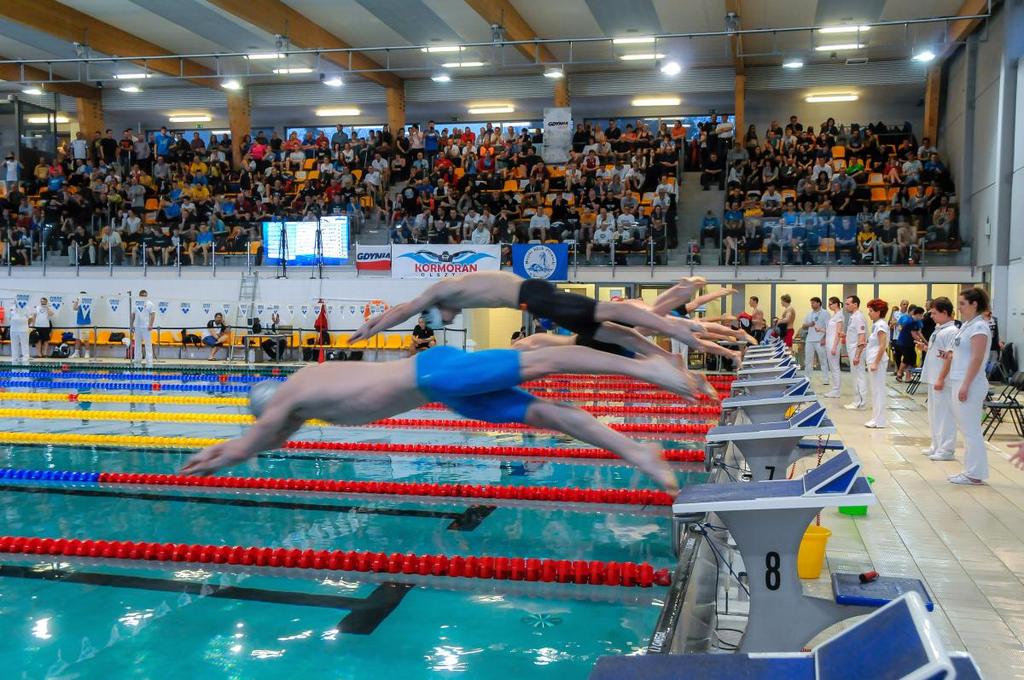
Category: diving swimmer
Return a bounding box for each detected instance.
[181,344,700,492]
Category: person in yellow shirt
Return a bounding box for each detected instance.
[857,222,877,263]
[189,183,211,201]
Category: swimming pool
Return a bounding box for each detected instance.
[0,374,717,679]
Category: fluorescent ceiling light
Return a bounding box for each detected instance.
[814,43,864,51]
[543,67,564,79]
[818,25,871,34]
[783,59,804,69]
[114,72,151,80]
[26,115,69,124]
[631,97,681,107]
[169,114,212,123]
[273,67,313,74]
[315,107,361,117]
[221,79,242,90]
[421,45,462,53]
[441,61,485,68]
[245,52,284,60]
[660,60,681,75]
[613,36,655,45]
[323,76,343,87]
[21,87,43,95]
[620,53,665,61]
[119,85,141,93]
[431,73,451,82]
[804,93,859,103]
[468,105,514,114]
[913,49,936,62]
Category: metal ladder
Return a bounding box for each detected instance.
[228,273,259,362]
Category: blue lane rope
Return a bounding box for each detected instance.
[0,467,100,483]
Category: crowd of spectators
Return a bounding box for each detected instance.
[695,116,961,265]
[0,118,683,267]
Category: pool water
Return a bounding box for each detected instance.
[0,382,712,679]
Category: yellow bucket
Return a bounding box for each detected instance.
[796,525,832,579]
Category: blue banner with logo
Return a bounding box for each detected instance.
[512,244,569,282]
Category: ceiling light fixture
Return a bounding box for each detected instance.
[804,93,859,103]
[543,66,564,79]
[245,52,284,60]
[221,79,242,90]
[441,61,485,68]
[631,97,681,107]
[26,115,69,124]
[273,67,313,74]
[913,49,936,62]
[169,114,212,123]
[431,73,452,82]
[620,53,665,61]
[315,107,361,117]
[783,59,804,69]
[119,85,141,93]
[818,25,871,34]
[613,36,655,45]
[21,87,43,95]
[322,76,343,87]
[660,60,681,75]
[113,72,151,80]
[421,45,462,53]
[814,43,864,51]
[468,105,514,114]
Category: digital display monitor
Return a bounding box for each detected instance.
[262,216,350,265]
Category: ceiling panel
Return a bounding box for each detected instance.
[511,0,604,39]
[422,0,494,43]
[56,0,226,55]
[355,0,461,44]
[585,0,662,38]
[129,0,276,53]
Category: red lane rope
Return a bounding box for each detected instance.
[0,536,672,587]
[93,471,674,507]
[418,402,722,416]
[536,374,735,386]
[367,417,714,435]
[283,440,706,462]
[527,390,722,403]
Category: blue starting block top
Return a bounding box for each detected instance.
[831,574,934,612]
[706,403,835,442]
[589,592,960,680]
[732,366,800,384]
[673,449,875,513]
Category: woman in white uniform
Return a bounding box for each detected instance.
[824,297,844,398]
[917,297,958,460]
[946,287,992,485]
[864,298,890,428]
[8,298,31,364]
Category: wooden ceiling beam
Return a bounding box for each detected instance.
[462,0,559,64]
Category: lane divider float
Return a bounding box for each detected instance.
[0,432,705,462]
[0,535,672,587]
[0,467,674,507]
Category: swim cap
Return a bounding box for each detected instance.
[248,380,281,418]
[422,306,446,330]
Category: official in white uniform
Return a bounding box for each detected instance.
[864,299,890,428]
[918,297,957,460]
[946,287,992,485]
[842,295,868,410]
[824,297,844,398]
[8,299,31,364]
[130,289,156,368]
[802,296,829,384]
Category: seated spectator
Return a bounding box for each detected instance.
[896,220,917,263]
[901,152,923,185]
[874,218,898,264]
[469,221,491,244]
[857,222,877,263]
[410,315,436,354]
[203,313,230,360]
[700,153,724,190]
[760,184,783,216]
[701,210,721,249]
[528,210,550,242]
[929,195,956,241]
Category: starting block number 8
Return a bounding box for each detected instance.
[765,552,781,590]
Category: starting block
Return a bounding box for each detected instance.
[590,592,978,679]
[673,450,932,652]
[738,360,801,380]
[722,379,819,425]
[706,403,837,481]
[730,368,804,397]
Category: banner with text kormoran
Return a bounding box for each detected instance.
[391,244,500,279]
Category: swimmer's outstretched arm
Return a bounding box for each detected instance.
[352,280,455,341]
[181,401,306,475]
[683,287,738,314]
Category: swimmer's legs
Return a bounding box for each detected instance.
[517,345,710,402]
[511,333,577,351]
[594,301,704,350]
[591,323,675,360]
[524,399,678,493]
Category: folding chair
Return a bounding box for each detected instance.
[982,371,1024,439]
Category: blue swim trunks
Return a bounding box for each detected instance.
[415,345,536,423]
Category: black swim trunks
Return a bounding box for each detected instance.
[575,334,635,357]
[517,279,600,339]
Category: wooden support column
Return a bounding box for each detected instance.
[553,78,570,107]
[75,96,104,138]
[386,85,406,133]
[734,74,745,139]
[227,91,250,170]
[923,64,942,143]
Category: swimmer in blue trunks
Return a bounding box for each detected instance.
[181,345,696,492]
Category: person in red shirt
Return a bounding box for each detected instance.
[460,127,475,145]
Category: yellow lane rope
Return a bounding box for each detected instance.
[0,431,221,448]
[0,408,329,426]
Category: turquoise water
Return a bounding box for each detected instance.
[0,385,711,679]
